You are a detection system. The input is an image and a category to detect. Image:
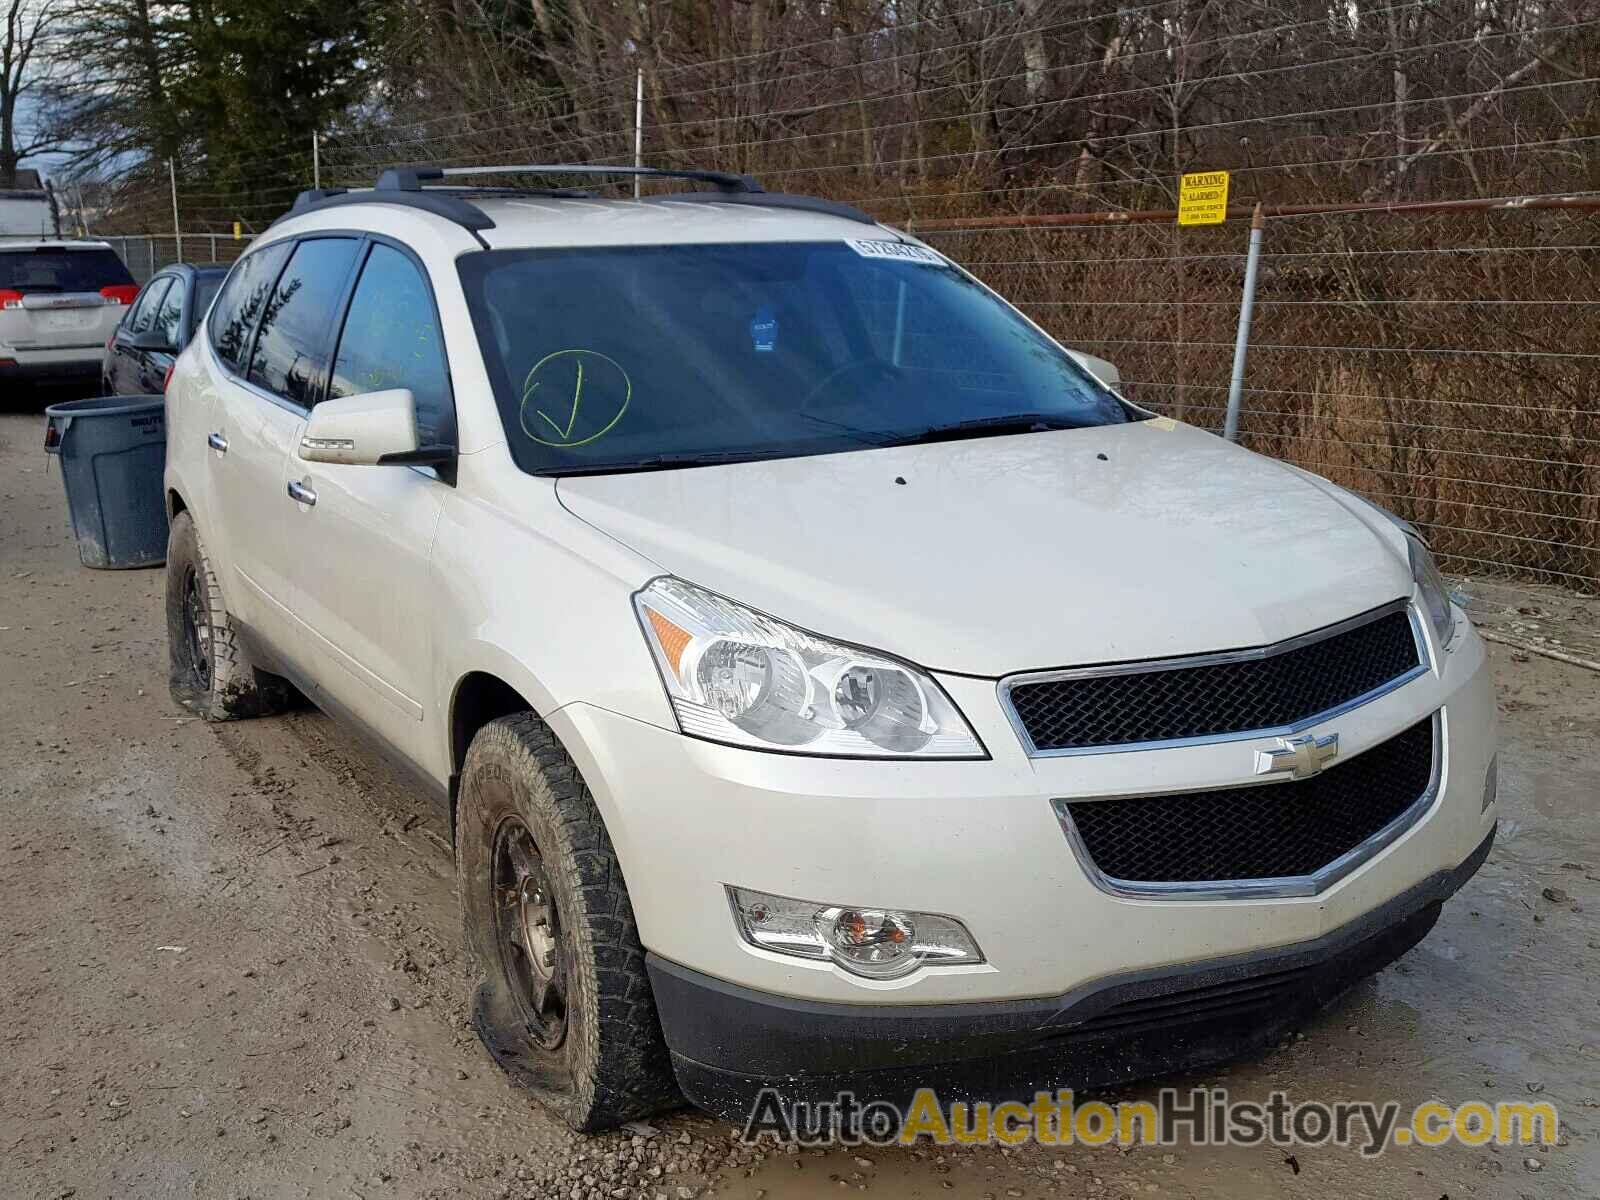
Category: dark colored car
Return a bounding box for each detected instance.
[102,265,228,396]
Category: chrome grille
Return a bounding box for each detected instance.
[1002,601,1423,754]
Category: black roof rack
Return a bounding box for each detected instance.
[278,163,881,231]
[280,185,498,231]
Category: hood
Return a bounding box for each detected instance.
[556,421,1412,676]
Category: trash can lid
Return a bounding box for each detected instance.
[45,395,166,419]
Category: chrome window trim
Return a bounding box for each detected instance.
[1052,709,1444,901]
[204,333,311,419]
[997,598,1430,758]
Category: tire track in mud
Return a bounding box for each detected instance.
[205,707,793,1198]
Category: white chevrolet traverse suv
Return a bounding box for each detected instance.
[161,165,1499,1132]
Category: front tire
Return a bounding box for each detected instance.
[165,510,292,721]
[457,713,679,1132]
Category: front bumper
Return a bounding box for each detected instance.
[551,615,1497,1009]
[649,827,1493,1121]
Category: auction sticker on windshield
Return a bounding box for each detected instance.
[846,240,946,266]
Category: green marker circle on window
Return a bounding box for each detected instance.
[519,349,632,448]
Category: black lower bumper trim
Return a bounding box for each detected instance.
[0,357,102,382]
[648,827,1495,1122]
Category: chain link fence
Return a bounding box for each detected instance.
[95,203,1600,591]
[99,235,246,282]
[87,3,1600,592]
[919,203,1600,590]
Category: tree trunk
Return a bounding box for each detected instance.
[1385,7,1410,201]
[1017,0,1050,102]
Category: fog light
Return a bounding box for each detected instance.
[1483,753,1499,812]
[823,908,916,977]
[728,886,982,980]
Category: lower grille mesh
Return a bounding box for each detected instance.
[1062,718,1435,885]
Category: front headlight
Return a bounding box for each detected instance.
[1405,532,1458,649]
[635,576,984,758]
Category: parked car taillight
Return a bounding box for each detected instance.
[0,289,23,310]
[163,363,177,393]
[100,285,139,306]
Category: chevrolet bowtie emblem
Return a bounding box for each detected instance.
[1254,732,1339,780]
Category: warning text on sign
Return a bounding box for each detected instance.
[1178,170,1230,226]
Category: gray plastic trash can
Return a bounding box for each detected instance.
[43,395,168,569]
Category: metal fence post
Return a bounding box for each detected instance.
[168,160,183,264]
[1224,203,1266,442]
[633,69,645,199]
[210,233,218,262]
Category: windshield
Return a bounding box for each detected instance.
[459,240,1131,475]
[0,248,134,294]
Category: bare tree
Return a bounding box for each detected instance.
[0,0,62,186]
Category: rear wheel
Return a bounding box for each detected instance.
[165,510,292,720]
[457,713,679,1132]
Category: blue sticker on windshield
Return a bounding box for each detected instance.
[750,307,777,353]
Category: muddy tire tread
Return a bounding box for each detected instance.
[457,712,679,1132]
[165,510,291,721]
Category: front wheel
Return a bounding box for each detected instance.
[456,713,679,1132]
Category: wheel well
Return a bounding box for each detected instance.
[167,489,187,520]
[449,672,535,824]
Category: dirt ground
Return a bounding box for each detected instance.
[2,405,1597,1200]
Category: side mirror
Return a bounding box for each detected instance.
[299,389,421,465]
[129,328,178,354]
[1068,349,1121,390]
[298,388,457,479]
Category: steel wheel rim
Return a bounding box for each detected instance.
[182,565,212,689]
[491,815,568,1050]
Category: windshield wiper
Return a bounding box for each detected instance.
[792,410,900,447]
[541,414,1087,476]
[543,450,781,476]
[876,412,1085,448]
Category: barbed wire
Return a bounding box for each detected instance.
[331,0,1464,159]
[324,41,1598,177]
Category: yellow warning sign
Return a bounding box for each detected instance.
[1178,170,1230,225]
[232,221,242,241]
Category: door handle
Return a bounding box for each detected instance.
[286,479,317,507]
[207,432,228,453]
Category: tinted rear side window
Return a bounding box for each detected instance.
[191,276,224,334]
[329,244,453,442]
[153,279,186,346]
[209,242,294,374]
[247,238,359,408]
[129,278,172,334]
[0,248,134,294]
